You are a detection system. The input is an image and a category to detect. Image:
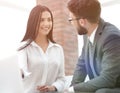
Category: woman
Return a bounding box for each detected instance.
[18,5,65,93]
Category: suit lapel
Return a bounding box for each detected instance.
[90,19,105,76]
[92,19,105,57]
[94,18,105,46]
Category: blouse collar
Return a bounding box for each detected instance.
[30,40,56,48]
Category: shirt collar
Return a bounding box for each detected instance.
[89,26,98,44]
[31,40,56,48]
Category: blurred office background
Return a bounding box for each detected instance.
[0,0,120,75]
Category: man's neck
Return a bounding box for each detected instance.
[87,23,98,37]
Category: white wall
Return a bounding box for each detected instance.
[0,0,36,59]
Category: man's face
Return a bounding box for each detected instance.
[69,12,88,35]
[76,21,88,35]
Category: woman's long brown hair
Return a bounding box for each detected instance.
[18,5,55,51]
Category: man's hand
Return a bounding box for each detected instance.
[37,85,56,92]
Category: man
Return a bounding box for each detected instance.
[65,0,120,93]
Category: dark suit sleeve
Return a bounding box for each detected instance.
[71,35,87,86]
[74,34,120,92]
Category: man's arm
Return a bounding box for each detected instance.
[73,34,120,92]
[71,47,87,86]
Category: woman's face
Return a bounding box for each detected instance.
[38,11,52,36]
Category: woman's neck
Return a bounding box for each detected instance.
[35,35,49,52]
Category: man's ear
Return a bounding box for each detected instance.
[78,18,86,26]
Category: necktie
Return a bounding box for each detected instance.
[88,40,97,77]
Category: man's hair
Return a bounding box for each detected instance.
[68,0,101,23]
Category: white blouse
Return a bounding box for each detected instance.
[18,41,66,93]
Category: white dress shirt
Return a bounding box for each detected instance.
[18,41,65,93]
[89,26,98,44]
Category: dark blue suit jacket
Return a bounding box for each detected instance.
[71,19,120,92]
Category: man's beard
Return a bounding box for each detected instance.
[77,21,88,35]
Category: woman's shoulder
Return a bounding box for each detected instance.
[17,40,32,51]
[51,42,63,50]
[17,41,29,52]
[54,43,62,47]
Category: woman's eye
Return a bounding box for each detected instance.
[41,18,44,21]
[41,18,52,22]
[48,18,52,22]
